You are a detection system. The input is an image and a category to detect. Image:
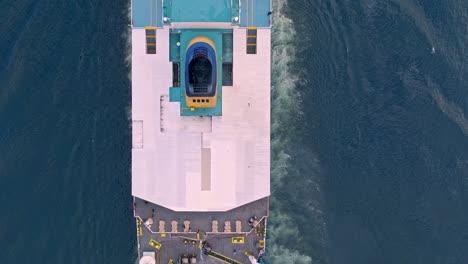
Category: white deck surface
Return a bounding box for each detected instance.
[132,27,271,211]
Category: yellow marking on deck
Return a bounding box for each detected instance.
[149,239,162,250]
[136,218,143,236]
[160,233,166,237]
[231,237,245,244]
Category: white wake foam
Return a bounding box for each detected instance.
[268,0,313,263]
[124,0,132,123]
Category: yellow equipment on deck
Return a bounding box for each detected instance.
[231,237,245,244]
[149,239,162,250]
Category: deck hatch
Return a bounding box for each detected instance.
[172,62,180,87]
[222,63,233,86]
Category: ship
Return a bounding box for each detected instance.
[131,0,271,263]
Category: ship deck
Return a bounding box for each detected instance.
[131,27,271,212]
[134,197,268,263]
[131,0,271,263]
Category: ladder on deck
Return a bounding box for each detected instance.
[246,27,257,54]
[145,26,156,54]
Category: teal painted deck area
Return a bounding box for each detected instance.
[240,0,271,27]
[164,0,232,22]
[169,32,181,62]
[177,30,223,116]
[231,0,240,25]
[169,87,181,102]
[132,0,163,27]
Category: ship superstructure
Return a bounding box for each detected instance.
[131,1,271,263]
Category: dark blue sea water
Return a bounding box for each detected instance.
[0,0,134,263]
[270,0,468,263]
[1,0,468,263]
